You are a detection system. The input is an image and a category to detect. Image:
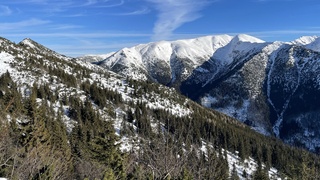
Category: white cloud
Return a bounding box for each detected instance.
[0,5,12,16]
[147,0,210,41]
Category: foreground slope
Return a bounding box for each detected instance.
[97,34,320,152]
[0,37,319,179]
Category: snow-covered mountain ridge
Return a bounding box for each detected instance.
[96,34,266,86]
[93,34,320,152]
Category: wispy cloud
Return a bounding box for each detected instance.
[147,0,210,41]
[79,0,110,7]
[13,0,48,4]
[0,18,50,31]
[61,13,87,17]
[6,0,125,14]
[247,29,320,36]
[3,32,152,38]
[51,24,83,30]
[0,5,12,16]
[83,0,98,6]
[112,7,150,16]
[254,0,296,2]
[94,0,124,8]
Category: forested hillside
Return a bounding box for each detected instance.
[0,37,320,179]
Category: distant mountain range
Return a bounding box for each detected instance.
[91,34,320,152]
[77,53,115,63]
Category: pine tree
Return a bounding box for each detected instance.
[242,169,248,179]
[230,163,240,180]
[253,164,269,180]
[179,168,193,180]
[13,101,72,179]
[103,167,116,180]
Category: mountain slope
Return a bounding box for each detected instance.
[1,36,319,179]
[96,34,320,152]
[196,42,320,151]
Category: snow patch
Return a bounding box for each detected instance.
[0,52,14,75]
[199,141,282,179]
[201,95,218,108]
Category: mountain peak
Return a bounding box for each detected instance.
[292,36,320,52]
[232,34,265,43]
[0,37,17,47]
[18,38,72,60]
[292,35,319,45]
[20,38,38,48]
[22,37,33,41]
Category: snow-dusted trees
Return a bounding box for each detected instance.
[0,74,125,179]
[125,132,229,179]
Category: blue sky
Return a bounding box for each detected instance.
[1,0,320,57]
